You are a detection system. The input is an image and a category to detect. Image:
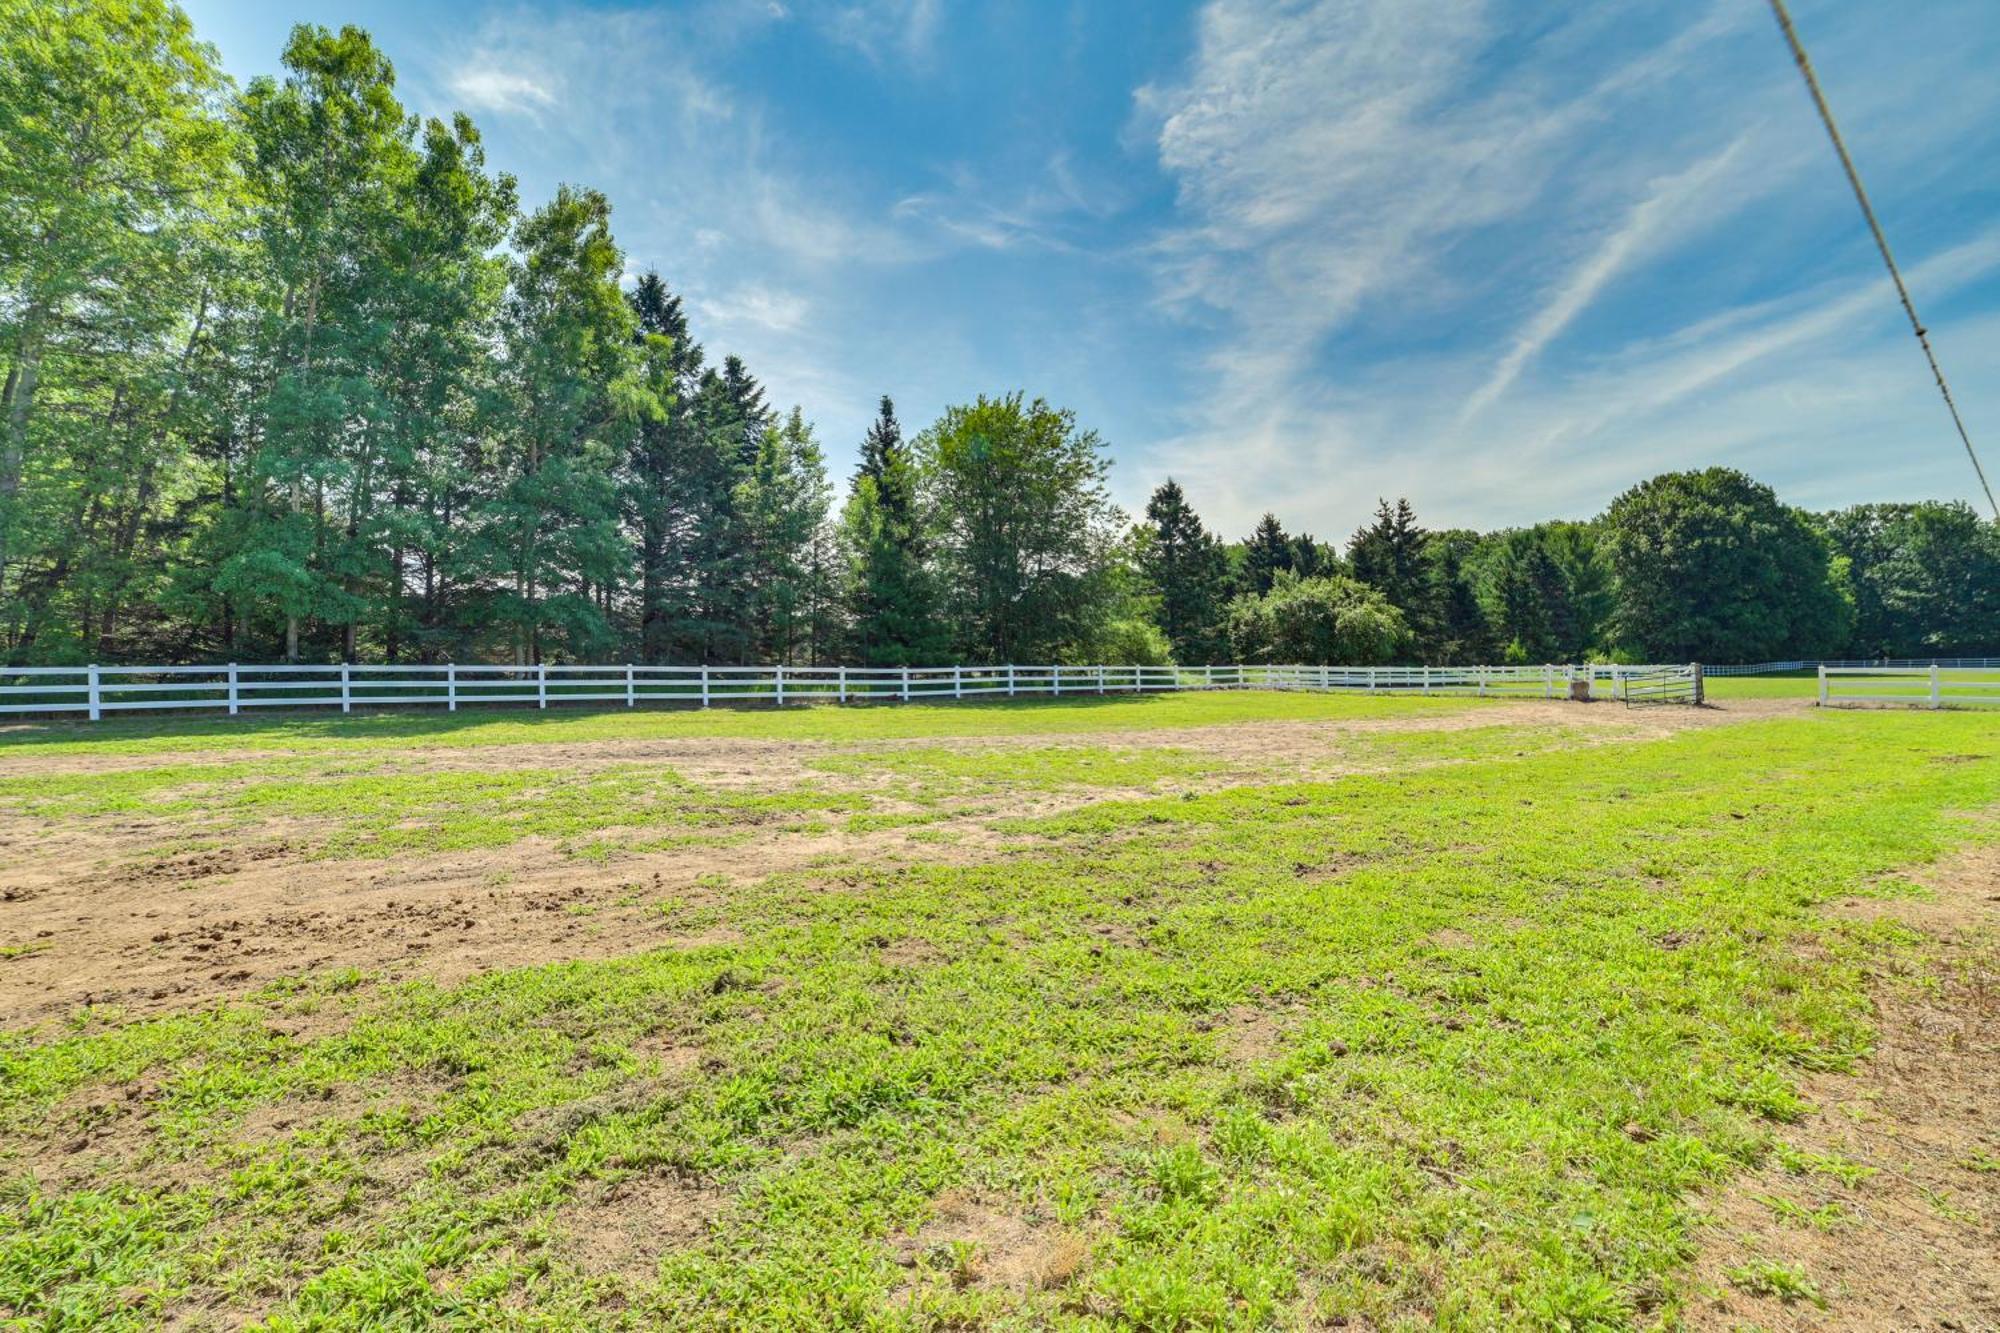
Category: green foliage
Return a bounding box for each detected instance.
[915,393,1125,663]
[1604,469,1854,662]
[1824,500,2000,657]
[0,6,1982,672]
[1136,480,1229,663]
[1475,522,1612,662]
[1225,570,1409,665]
[840,397,944,665]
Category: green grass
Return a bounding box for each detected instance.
[0,690,1486,758]
[0,701,1995,1328]
[1702,669,2000,700]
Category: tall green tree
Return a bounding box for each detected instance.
[1239,513,1293,597]
[220,24,417,661]
[841,395,943,665]
[471,185,646,663]
[0,0,233,655]
[916,393,1123,663]
[1474,522,1610,663]
[1604,468,1852,662]
[1423,529,1491,666]
[1349,498,1441,659]
[738,406,831,663]
[1135,479,1228,663]
[1824,501,2000,657]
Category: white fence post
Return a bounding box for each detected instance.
[537,661,547,709]
[1930,663,1941,710]
[227,663,239,716]
[341,664,352,714]
[626,663,635,707]
[1097,665,1105,695]
[775,665,786,707]
[838,665,848,704]
[901,666,910,702]
[447,662,457,712]
[954,665,963,700]
[1816,664,1827,706]
[701,665,711,709]
[1053,667,1062,697]
[87,664,101,721]
[1007,664,1016,697]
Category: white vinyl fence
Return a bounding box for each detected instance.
[0,660,1699,722]
[1706,656,2000,675]
[1817,665,2000,709]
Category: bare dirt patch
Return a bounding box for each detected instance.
[555,1170,725,1288]
[897,1190,1088,1294]
[0,697,1793,1030]
[0,820,1023,1028]
[1686,842,2000,1331]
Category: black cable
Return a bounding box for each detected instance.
[1767,0,1997,519]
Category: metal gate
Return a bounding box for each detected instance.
[1622,664,1703,706]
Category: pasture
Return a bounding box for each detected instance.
[0,691,1994,1330]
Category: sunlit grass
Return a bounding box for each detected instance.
[0,706,1994,1328]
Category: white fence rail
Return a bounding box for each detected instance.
[1817,665,2000,709]
[1707,656,2000,676]
[0,660,1698,722]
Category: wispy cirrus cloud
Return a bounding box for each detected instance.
[1128,0,2000,536]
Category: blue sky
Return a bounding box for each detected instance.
[181,0,2000,540]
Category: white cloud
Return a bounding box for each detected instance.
[1125,0,2000,537]
[697,284,809,333]
[824,0,942,69]
[447,66,556,116]
[1456,135,1751,425]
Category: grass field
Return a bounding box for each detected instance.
[1701,668,2000,700]
[1,691,1995,1330]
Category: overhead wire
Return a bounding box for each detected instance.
[1766,0,1998,520]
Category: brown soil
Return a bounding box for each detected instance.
[1686,842,2000,1331]
[896,1189,1089,1295]
[0,696,1791,1030]
[555,1170,726,1288]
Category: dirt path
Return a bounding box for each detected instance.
[1686,841,2000,1329]
[0,698,1800,1028]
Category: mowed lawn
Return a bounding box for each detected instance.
[0,693,1995,1330]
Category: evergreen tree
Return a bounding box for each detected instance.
[1240,513,1293,597]
[1136,479,1228,663]
[471,185,645,663]
[1423,529,1491,665]
[1348,497,1433,654]
[841,395,943,665]
[738,406,831,663]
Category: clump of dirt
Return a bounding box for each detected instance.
[556,1170,725,1287]
[1685,843,2000,1330]
[898,1190,1089,1294]
[1199,1003,1290,1064]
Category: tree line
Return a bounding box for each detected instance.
[3,5,1994,670]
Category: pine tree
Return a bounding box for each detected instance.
[841,396,943,665]
[1136,479,1228,663]
[471,185,645,664]
[1240,513,1292,597]
[738,406,831,663]
[624,271,710,662]
[1348,497,1434,653]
